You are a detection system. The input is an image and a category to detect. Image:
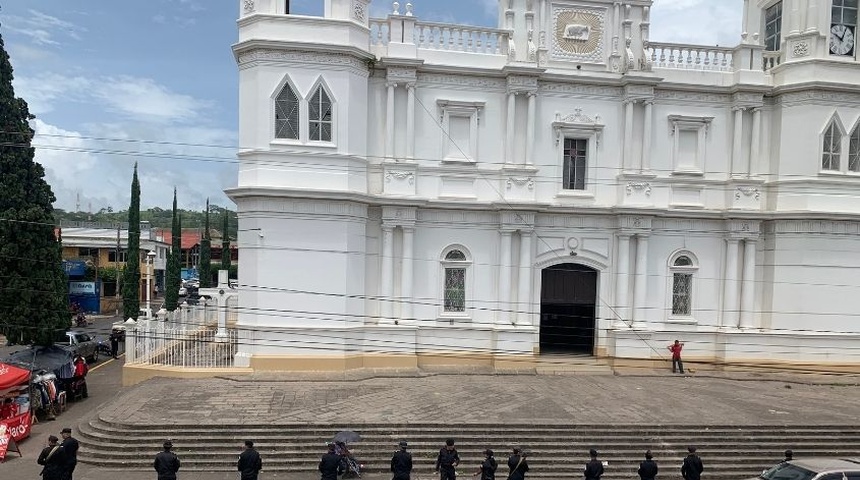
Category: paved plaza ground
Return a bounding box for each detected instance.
[4,362,860,479]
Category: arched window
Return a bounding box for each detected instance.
[275,83,300,140]
[669,252,698,317]
[441,247,470,314]
[850,123,860,172]
[822,120,842,171]
[308,86,332,142]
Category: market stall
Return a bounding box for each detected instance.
[0,362,32,444]
[5,346,78,421]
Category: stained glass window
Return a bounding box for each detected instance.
[849,124,860,172]
[672,273,692,316]
[563,138,587,190]
[444,267,466,312]
[275,83,300,140]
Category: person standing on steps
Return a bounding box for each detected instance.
[38,435,67,480]
[474,449,498,480]
[320,443,345,480]
[60,427,79,480]
[681,446,704,480]
[783,450,793,462]
[507,447,529,480]
[238,440,263,480]
[391,440,413,480]
[436,439,461,480]
[638,450,658,480]
[154,440,181,480]
[668,339,685,374]
[584,449,604,480]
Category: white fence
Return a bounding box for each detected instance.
[126,299,239,368]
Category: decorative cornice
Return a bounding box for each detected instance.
[540,82,622,98]
[655,90,731,105]
[416,73,506,92]
[236,48,369,76]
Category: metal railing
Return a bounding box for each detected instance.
[647,42,735,71]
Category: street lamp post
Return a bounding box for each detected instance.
[145,250,156,319]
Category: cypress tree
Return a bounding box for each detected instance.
[121,163,141,320]
[221,209,231,274]
[164,189,181,311]
[199,198,211,288]
[0,27,70,345]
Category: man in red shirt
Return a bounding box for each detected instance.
[668,340,685,374]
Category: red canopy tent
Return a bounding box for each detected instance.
[0,362,32,447]
[0,363,29,395]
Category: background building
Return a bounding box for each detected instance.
[229,0,860,371]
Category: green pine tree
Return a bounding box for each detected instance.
[121,163,141,320]
[199,198,212,288]
[0,28,70,345]
[221,209,231,274]
[164,189,181,311]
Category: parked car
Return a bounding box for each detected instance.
[54,331,99,362]
[754,458,860,480]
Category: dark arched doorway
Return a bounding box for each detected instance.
[540,263,598,354]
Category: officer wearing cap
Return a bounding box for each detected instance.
[154,440,181,480]
[59,427,79,480]
[391,440,413,480]
[584,449,604,480]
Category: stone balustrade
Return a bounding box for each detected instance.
[647,42,735,71]
[763,51,781,71]
[413,21,509,55]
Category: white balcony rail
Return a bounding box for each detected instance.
[414,21,509,55]
[763,51,781,71]
[648,42,734,71]
[370,17,509,56]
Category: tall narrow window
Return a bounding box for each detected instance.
[822,121,842,171]
[275,84,300,140]
[309,86,333,142]
[668,253,698,318]
[764,2,783,52]
[442,249,468,313]
[563,138,587,190]
[850,124,860,172]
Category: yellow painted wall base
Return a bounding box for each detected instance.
[611,356,860,374]
[122,364,254,386]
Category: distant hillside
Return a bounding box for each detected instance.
[54,206,238,238]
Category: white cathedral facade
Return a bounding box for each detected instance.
[229,0,860,372]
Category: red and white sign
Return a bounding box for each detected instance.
[0,412,31,443]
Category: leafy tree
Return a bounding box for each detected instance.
[199,198,212,288]
[0,29,70,345]
[164,189,181,311]
[221,209,232,274]
[121,163,141,320]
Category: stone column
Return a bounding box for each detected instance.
[641,100,653,173]
[506,91,516,164]
[789,0,802,35]
[380,225,395,322]
[742,0,750,38]
[632,234,649,325]
[517,230,533,325]
[749,108,761,177]
[615,234,632,325]
[401,226,414,321]
[385,82,396,160]
[731,107,744,177]
[623,100,635,171]
[498,230,514,324]
[406,83,415,160]
[806,0,819,32]
[739,239,757,329]
[722,238,740,328]
[525,92,536,165]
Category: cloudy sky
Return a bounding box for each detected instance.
[2,0,742,212]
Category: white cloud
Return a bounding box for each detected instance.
[3,10,86,46]
[14,73,211,123]
[650,0,743,46]
[94,76,211,123]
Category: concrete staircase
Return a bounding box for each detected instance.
[77,418,860,479]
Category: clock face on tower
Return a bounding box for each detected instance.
[830,23,855,56]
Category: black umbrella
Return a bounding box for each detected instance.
[332,430,362,443]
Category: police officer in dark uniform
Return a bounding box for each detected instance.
[584,449,604,480]
[638,450,658,480]
[475,449,498,480]
[154,440,181,480]
[320,443,345,480]
[436,439,460,480]
[391,440,413,480]
[507,447,529,480]
[38,435,67,480]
